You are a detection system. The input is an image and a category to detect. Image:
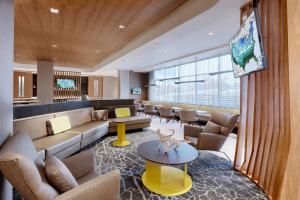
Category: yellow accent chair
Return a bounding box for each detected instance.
[115,107,131,118]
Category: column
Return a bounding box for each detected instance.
[118,70,130,98]
[0,0,14,199]
[37,61,53,103]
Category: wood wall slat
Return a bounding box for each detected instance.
[247,72,261,176]
[234,0,290,199]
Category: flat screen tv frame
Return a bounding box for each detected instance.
[229,8,267,78]
[56,79,76,89]
[131,88,141,95]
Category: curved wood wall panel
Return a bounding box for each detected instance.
[234,1,290,199]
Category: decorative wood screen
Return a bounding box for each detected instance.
[234,1,290,199]
[53,70,81,101]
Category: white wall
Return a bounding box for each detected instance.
[0,0,14,199]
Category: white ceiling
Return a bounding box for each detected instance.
[14,0,248,77]
[90,0,248,76]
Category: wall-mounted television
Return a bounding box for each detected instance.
[57,79,75,89]
[230,9,266,78]
[131,88,141,95]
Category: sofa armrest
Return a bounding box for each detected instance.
[184,125,203,138]
[63,150,94,179]
[55,170,120,200]
[197,132,227,151]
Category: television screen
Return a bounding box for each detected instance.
[131,88,141,95]
[57,79,75,89]
[230,9,266,78]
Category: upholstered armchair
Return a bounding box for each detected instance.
[179,110,198,127]
[144,104,157,117]
[158,107,174,123]
[184,111,239,151]
[0,131,120,200]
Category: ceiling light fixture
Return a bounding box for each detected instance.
[163,49,168,53]
[208,32,214,36]
[119,25,125,29]
[50,8,59,14]
[52,44,58,48]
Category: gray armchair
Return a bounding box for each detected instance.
[184,111,239,151]
[0,131,120,200]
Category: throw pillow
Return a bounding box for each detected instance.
[45,156,79,194]
[203,121,221,134]
[47,116,72,135]
[92,110,108,121]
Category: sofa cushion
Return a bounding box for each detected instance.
[67,121,109,139]
[92,110,108,121]
[203,121,221,134]
[13,114,55,140]
[115,107,131,118]
[54,107,93,128]
[34,132,81,156]
[109,115,151,127]
[48,116,72,135]
[45,156,79,193]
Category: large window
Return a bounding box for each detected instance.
[149,54,240,108]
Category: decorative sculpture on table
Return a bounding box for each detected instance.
[156,129,184,153]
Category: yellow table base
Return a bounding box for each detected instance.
[112,122,131,147]
[142,161,192,196]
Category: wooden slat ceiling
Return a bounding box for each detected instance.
[14,0,188,68]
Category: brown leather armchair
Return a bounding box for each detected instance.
[0,131,120,200]
[184,111,239,151]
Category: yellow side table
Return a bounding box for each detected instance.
[112,119,131,147]
[142,161,192,196]
[137,140,198,196]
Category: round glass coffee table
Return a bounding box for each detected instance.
[137,140,198,196]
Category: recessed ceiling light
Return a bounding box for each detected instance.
[163,49,168,53]
[208,32,214,36]
[50,8,59,14]
[52,44,58,48]
[96,50,100,53]
[119,25,125,29]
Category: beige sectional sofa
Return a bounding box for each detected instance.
[13,107,151,160]
[13,107,109,160]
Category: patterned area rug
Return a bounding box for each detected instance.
[86,129,269,200]
[14,129,269,200]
